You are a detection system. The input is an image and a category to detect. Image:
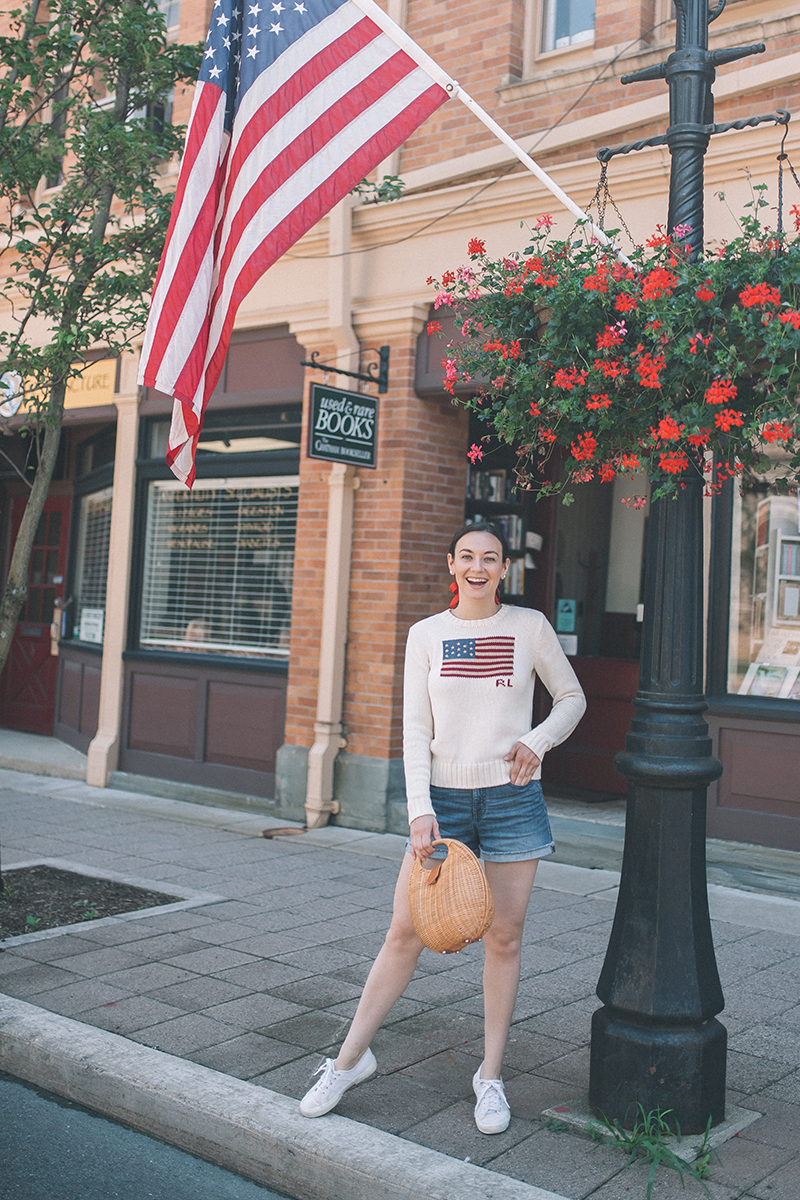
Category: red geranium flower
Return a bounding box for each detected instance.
[619,453,641,471]
[714,408,745,431]
[599,463,616,482]
[659,450,690,474]
[468,237,486,256]
[586,394,611,410]
[739,282,781,308]
[614,293,637,312]
[656,415,684,442]
[427,321,442,335]
[539,427,557,443]
[583,266,609,293]
[636,353,666,388]
[696,281,715,301]
[554,367,588,389]
[762,422,794,443]
[704,378,737,406]
[593,358,630,379]
[687,428,712,447]
[641,267,679,300]
[571,432,597,461]
[779,311,800,329]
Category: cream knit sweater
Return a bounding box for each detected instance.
[403,605,587,824]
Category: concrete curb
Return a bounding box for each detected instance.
[0,995,570,1200]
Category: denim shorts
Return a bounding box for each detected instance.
[406,779,555,863]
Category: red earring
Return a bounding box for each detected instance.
[449,580,459,609]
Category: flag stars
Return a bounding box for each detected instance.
[269,20,282,33]
[208,64,222,79]
[248,2,262,13]
[204,45,216,58]
[294,2,306,10]
[247,22,260,35]
[271,1,284,10]
[246,44,259,57]
[223,34,231,48]
[216,11,229,24]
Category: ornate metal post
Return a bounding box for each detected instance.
[588,0,771,1133]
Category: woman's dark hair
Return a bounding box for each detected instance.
[448,520,510,561]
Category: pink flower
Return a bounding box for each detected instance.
[467,443,484,464]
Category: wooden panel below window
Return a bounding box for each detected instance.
[707,712,800,850]
[205,681,285,772]
[128,673,197,758]
[80,663,101,735]
[119,657,287,797]
[54,644,103,754]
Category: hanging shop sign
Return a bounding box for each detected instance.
[308,383,378,469]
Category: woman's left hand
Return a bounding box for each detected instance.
[504,741,541,786]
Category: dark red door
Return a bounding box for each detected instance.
[0,496,71,734]
[542,656,639,795]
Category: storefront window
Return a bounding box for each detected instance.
[729,455,800,699]
[73,486,113,643]
[139,476,298,658]
[553,472,649,659]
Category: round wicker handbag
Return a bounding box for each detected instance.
[408,838,495,954]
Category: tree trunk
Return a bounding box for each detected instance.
[0,386,65,678]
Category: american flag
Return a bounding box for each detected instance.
[441,637,515,679]
[138,0,450,486]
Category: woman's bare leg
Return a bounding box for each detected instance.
[479,858,539,1080]
[335,852,425,1070]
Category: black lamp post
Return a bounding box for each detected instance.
[588,0,777,1134]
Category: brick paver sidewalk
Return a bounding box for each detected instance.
[1,766,799,1200]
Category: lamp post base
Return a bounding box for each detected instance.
[589,1007,727,1133]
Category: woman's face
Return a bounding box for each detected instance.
[447,531,508,604]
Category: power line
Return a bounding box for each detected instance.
[284,20,671,260]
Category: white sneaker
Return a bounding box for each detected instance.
[472,1064,511,1134]
[299,1048,377,1117]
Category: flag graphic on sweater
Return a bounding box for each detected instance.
[441,637,515,678]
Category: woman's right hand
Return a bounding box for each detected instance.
[409,813,440,860]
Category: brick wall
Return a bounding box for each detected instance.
[283,331,469,761]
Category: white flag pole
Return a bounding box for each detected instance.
[350,0,633,266]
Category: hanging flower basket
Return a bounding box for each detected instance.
[428,192,800,502]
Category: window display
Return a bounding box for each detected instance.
[729,454,800,699]
[139,476,298,658]
[72,486,113,643]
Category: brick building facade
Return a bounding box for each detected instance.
[3,0,800,848]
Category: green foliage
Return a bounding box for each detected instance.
[0,0,202,418]
[430,187,800,502]
[594,1105,718,1199]
[350,174,406,204]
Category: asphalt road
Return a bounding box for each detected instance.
[0,1072,293,1200]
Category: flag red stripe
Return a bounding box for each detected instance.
[210,50,419,326]
[140,85,224,385]
[198,81,446,411]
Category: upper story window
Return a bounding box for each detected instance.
[541,0,595,51]
[157,0,180,29]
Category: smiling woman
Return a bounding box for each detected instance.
[299,518,586,1136]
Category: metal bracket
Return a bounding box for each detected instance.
[598,108,789,164]
[301,345,390,394]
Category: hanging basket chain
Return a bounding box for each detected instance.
[583,161,635,247]
[777,117,800,236]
